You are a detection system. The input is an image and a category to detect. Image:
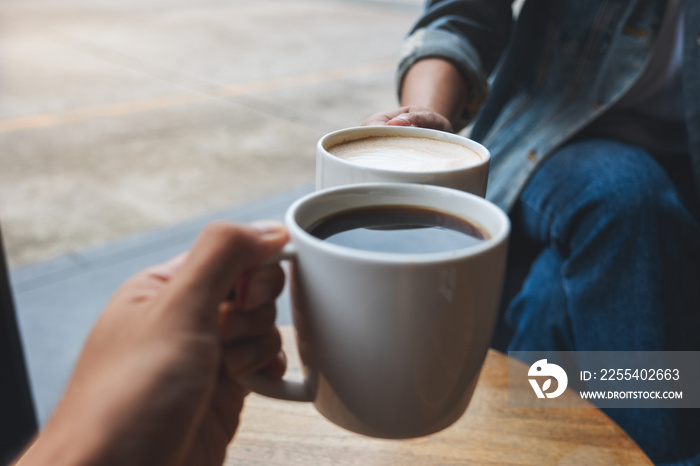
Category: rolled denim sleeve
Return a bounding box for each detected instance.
[397,0,513,124]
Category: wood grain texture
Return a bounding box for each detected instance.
[226,326,652,465]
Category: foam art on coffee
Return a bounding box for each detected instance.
[328,135,481,172]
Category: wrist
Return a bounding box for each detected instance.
[400,58,471,130]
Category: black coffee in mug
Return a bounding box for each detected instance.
[307,205,489,254]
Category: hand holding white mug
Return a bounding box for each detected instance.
[363,105,454,132]
[362,58,472,133]
[15,222,289,466]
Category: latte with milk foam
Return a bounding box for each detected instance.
[328,135,481,172]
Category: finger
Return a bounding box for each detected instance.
[362,112,392,126]
[217,264,284,340]
[219,301,277,341]
[387,111,453,132]
[234,263,285,312]
[261,350,287,379]
[184,221,287,298]
[157,221,289,329]
[362,107,411,126]
[222,329,282,378]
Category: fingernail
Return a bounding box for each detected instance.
[387,117,410,126]
[250,220,284,237]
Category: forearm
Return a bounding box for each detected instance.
[396,1,513,129]
[399,58,470,129]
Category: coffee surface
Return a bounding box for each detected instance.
[308,205,488,254]
[328,135,481,172]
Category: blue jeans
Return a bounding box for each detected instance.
[505,139,700,465]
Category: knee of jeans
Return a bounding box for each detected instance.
[598,159,677,218]
[520,139,689,243]
[581,154,680,230]
[555,146,683,240]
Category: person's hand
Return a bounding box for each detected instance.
[16,221,289,466]
[362,106,454,133]
[362,58,472,133]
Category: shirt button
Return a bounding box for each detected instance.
[622,25,647,38]
[527,150,537,162]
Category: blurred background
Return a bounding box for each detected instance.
[0,0,423,426]
[0,0,422,267]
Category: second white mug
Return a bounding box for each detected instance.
[316,125,490,196]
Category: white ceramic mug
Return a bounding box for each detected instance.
[242,183,510,438]
[316,126,490,196]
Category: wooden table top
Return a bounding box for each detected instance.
[225,326,652,465]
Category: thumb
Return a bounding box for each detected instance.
[156,221,288,330]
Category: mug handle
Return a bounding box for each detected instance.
[238,243,315,402]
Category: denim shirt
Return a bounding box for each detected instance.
[397,0,700,211]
